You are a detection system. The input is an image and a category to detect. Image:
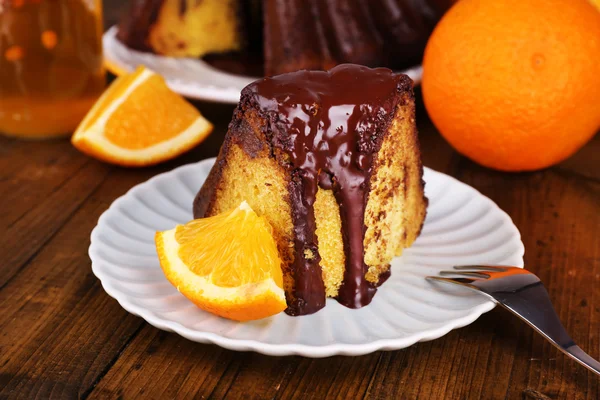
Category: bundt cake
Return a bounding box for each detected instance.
[117,0,245,57]
[117,0,453,76]
[193,64,427,315]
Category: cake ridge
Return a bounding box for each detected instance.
[117,0,451,75]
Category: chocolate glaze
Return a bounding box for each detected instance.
[118,1,452,74]
[367,0,448,69]
[313,0,384,68]
[116,0,164,51]
[246,64,407,315]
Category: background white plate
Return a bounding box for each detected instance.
[102,26,425,104]
[90,158,524,357]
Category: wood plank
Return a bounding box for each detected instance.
[210,354,305,399]
[86,330,235,399]
[0,100,233,291]
[0,168,172,399]
[273,354,380,400]
[0,99,234,398]
[88,326,384,400]
[365,309,525,399]
[0,136,20,158]
[557,133,600,181]
[364,165,599,399]
[0,140,89,228]
[0,156,111,288]
[499,170,599,400]
[417,112,462,175]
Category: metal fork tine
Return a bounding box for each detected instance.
[426,276,479,285]
[440,270,490,279]
[453,265,508,272]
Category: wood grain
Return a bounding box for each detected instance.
[1,115,598,399]
[0,152,111,287]
[0,1,598,397]
[0,168,151,398]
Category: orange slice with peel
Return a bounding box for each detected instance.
[155,201,287,321]
[72,66,213,167]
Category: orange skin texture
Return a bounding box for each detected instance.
[422,0,600,171]
[73,130,211,167]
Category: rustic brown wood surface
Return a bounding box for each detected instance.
[1,2,598,399]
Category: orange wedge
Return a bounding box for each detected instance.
[72,66,213,167]
[155,201,287,321]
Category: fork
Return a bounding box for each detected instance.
[427,265,600,376]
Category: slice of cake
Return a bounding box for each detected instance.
[194,64,427,316]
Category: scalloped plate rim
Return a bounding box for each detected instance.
[89,158,524,357]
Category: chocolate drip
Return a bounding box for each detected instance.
[248,64,403,315]
[287,170,326,315]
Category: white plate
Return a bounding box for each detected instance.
[90,158,524,357]
[102,26,425,104]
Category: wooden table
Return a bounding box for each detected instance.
[1,3,599,399]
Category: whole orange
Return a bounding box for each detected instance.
[422,0,600,171]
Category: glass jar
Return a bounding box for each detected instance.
[0,0,105,139]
